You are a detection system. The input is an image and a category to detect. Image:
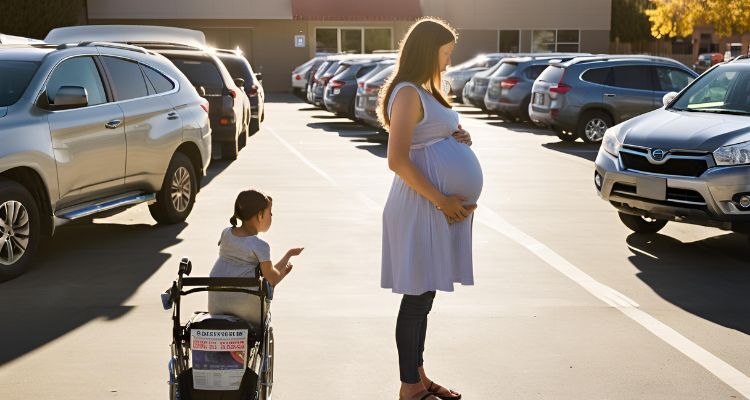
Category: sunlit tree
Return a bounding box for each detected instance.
[646,0,750,38]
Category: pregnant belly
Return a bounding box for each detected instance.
[413,138,484,205]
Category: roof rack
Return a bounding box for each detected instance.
[551,54,685,68]
[729,55,750,62]
[45,25,207,49]
[54,41,148,54]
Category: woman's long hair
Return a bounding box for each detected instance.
[377,17,458,129]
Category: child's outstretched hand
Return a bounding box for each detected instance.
[286,247,304,257]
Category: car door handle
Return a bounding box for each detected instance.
[105,119,122,129]
[604,93,616,97]
[167,112,179,120]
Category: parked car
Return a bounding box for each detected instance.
[594,56,750,242]
[292,54,333,96]
[529,55,698,143]
[46,25,248,160]
[354,64,394,128]
[485,55,585,122]
[0,41,211,280]
[693,52,724,74]
[216,48,265,135]
[441,53,506,102]
[462,62,503,111]
[324,58,394,118]
[310,54,385,108]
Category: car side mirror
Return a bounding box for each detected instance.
[49,86,88,110]
[195,86,206,97]
[662,91,679,107]
[233,77,245,88]
[254,72,262,82]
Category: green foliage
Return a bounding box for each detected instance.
[0,0,87,40]
[611,0,654,42]
[646,0,750,38]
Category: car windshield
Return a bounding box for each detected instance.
[219,56,254,83]
[491,63,518,77]
[671,65,750,116]
[0,60,39,107]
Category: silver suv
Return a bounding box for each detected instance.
[0,42,211,280]
[595,57,750,241]
[530,55,697,143]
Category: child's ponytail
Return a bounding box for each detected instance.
[230,189,273,226]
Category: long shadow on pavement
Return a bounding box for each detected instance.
[0,221,185,366]
[542,142,600,163]
[626,232,750,335]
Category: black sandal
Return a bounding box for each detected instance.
[427,381,462,400]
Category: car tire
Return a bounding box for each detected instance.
[577,110,612,143]
[0,178,40,281]
[618,212,668,234]
[149,153,197,225]
[250,118,260,135]
[553,126,577,142]
[519,97,531,123]
[221,139,239,161]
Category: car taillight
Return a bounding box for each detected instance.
[501,78,519,89]
[219,117,231,126]
[200,100,209,113]
[365,85,380,95]
[247,85,258,96]
[295,75,301,80]
[228,89,237,98]
[549,83,572,94]
[330,80,345,89]
[358,82,365,89]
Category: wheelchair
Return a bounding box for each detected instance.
[162,258,275,400]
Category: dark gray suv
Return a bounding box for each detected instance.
[529,55,698,143]
[595,56,750,241]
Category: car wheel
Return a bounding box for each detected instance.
[519,97,531,123]
[149,153,197,224]
[618,212,668,234]
[221,139,239,161]
[553,126,577,142]
[0,179,40,281]
[577,110,612,143]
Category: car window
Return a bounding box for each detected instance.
[324,61,340,76]
[523,65,548,80]
[219,56,253,83]
[46,56,107,106]
[656,67,695,92]
[101,57,149,101]
[314,61,331,79]
[356,65,376,78]
[168,58,224,95]
[0,60,38,107]
[537,66,564,83]
[334,64,350,76]
[492,63,518,77]
[142,65,175,94]
[611,66,655,91]
[582,67,611,85]
[673,68,743,110]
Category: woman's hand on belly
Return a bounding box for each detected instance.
[446,203,477,224]
[452,124,472,146]
[437,195,475,224]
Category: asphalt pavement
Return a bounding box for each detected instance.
[1,94,749,399]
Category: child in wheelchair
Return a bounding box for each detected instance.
[208,189,304,326]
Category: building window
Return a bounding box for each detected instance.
[314,27,392,54]
[556,30,580,52]
[316,28,338,53]
[498,30,520,52]
[532,30,580,52]
[532,30,556,52]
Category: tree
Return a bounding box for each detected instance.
[0,0,87,40]
[646,0,750,39]
[611,0,653,43]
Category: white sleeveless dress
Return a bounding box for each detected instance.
[381,82,484,295]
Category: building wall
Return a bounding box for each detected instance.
[304,20,413,58]
[453,30,498,64]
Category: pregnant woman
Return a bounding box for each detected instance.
[379,18,483,400]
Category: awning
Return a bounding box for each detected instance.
[292,0,422,21]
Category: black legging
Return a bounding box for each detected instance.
[396,291,436,384]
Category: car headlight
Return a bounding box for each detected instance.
[713,141,750,166]
[601,126,622,157]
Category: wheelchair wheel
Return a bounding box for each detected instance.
[259,327,274,400]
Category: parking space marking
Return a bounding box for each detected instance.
[266,125,338,186]
[477,204,750,398]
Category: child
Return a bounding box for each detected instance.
[208,189,303,325]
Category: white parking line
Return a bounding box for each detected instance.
[269,120,750,398]
[477,205,750,398]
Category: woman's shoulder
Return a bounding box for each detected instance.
[246,235,270,249]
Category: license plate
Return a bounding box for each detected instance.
[368,96,377,102]
[357,97,364,107]
[636,176,667,200]
[333,88,341,95]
